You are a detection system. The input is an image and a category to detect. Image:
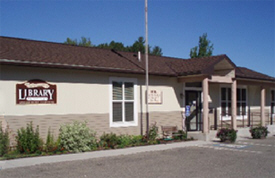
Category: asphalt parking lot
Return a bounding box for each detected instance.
[0,137,274,178]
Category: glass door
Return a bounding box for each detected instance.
[185,91,202,131]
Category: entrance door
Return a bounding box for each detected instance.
[185,91,202,131]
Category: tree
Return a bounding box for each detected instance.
[130,36,146,54]
[190,33,214,58]
[151,46,163,56]
[78,37,92,47]
[64,37,93,47]
[64,36,163,56]
[127,37,162,56]
[97,41,126,51]
[64,38,77,46]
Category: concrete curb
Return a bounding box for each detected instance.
[0,140,206,170]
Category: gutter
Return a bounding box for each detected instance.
[0,58,146,73]
[236,76,275,83]
[0,59,176,77]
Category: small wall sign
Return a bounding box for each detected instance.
[147,90,162,104]
[16,80,57,104]
[185,105,191,117]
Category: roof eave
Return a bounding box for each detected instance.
[236,76,275,87]
[0,59,145,75]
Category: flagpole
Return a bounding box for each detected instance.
[145,0,149,137]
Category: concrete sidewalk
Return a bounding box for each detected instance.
[0,140,207,170]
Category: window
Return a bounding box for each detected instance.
[271,90,275,115]
[110,78,137,127]
[221,87,247,117]
[221,88,231,116]
[237,88,247,116]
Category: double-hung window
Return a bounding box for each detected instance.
[110,77,137,127]
[221,87,231,116]
[271,90,275,116]
[221,87,247,118]
[237,88,247,116]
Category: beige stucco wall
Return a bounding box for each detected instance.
[1,64,273,142]
[1,65,183,116]
[1,65,184,143]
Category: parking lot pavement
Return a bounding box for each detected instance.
[0,140,207,170]
[196,137,275,154]
[0,137,274,178]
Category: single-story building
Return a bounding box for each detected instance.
[1,36,275,144]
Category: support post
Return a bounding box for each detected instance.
[214,108,217,130]
[261,87,266,126]
[145,0,149,137]
[202,78,209,134]
[231,80,237,130]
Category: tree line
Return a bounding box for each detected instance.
[64,36,163,56]
[64,33,214,58]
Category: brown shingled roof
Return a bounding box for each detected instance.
[1,36,274,82]
[236,67,275,82]
[0,36,145,74]
[166,55,233,76]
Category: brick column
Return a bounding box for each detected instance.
[203,78,209,133]
[231,80,237,130]
[261,87,266,126]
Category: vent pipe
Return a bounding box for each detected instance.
[138,51,141,62]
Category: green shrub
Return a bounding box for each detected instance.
[148,122,158,141]
[45,128,54,152]
[216,128,237,143]
[59,121,96,152]
[131,135,143,145]
[0,123,10,156]
[250,125,269,139]
[117,135,132,148]
[44,128,63,153]
[16,122,43,154]
[99,134,145,149]
[100,133,119,149]
[173,130,187,140]
[97,140,108,150]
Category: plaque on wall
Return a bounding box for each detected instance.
[147,90,162,104]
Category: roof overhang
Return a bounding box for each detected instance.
[0,59,145,75]
[237,78,275,87]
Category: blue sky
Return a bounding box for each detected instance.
[1,0,274,77]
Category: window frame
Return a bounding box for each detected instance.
[221,87,232,120]
[271,89,275,116]
[109,77,138,127]
[237,88,247,117]
[220,85,247,120]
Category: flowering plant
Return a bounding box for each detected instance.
[216,128,238,143]
[250,125,269,139]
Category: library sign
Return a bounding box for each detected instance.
[16,80,57,104]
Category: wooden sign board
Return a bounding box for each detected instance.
[16,80,57,104]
